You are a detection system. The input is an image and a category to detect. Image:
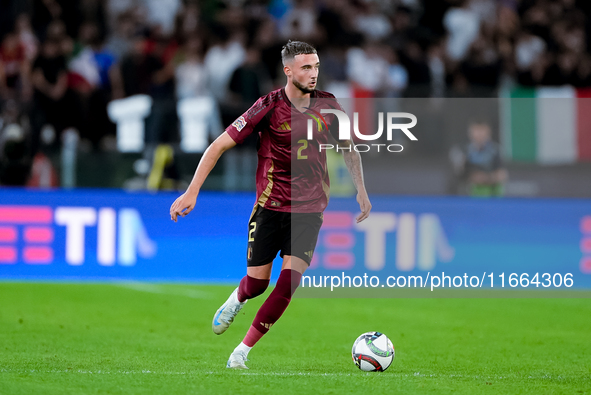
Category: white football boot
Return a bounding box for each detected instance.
[226,349,249,369]
[212,287,246,335]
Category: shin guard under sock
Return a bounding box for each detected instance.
[243,269,302,347]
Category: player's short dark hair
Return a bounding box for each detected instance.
[281,40,317,65]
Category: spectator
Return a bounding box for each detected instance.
[105,12,136,61]
[204,27,245,102]
[45,19,74,57]
[254,19,286,84]
[353,1,392,42]
[176,3,202,38]
[280,0,320,42]
[111,31,179,146]
[317,0,362,48]
[455,120,507,197]
[15,14,39,62]
[444,0,481,62]
[112,35,166,99]
[30,37,72,155]
[140,0,181,35]
[575,55,591,87]
[69,22,103,91]
[0,123,31,186]
[32,0,63,38]
[471,0,498,28]
[68,21,117,150]
[388,6,414,51]
[228,47,271,105]
[78,0,108,39]
[459,33,502,95]
[318,45,348,84]
[427,41,446,97]
[144,33,177,145]
[384,46,408,98]
[175,35,223,147]
[1,0,590,166]
[175,37,208,100]
[398,40,431,97]
[32,0,82,40]
[515,30,547,74]
[419,0,453,37]
[542,51,578,86]
[346,42,390,95]
[0,98,23,133]
[106,0,136,25]
[224,45,271,142]
[0,31,31,101]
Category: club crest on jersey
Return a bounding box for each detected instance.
[304,108,328,133]
[232,116,247,132]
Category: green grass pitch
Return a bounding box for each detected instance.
[0,283,590,394]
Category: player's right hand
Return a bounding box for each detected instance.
[170,192,197,222]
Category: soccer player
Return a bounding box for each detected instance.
[170,40,371,369]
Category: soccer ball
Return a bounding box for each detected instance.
[351,332,395,372]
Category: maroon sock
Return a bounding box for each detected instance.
[237,275,269,303]
[249,269,302,338]
[243,325,264,347]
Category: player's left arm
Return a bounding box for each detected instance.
[324,95,371,222]
[339,138,372,223]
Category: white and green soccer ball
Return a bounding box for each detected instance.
[352,332,395,372]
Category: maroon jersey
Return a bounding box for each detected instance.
[226,88,342,213]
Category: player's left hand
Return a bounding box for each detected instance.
[356,191,371,223]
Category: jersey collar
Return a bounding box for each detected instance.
[281,87,318,114]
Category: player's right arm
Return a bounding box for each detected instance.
[170,93,273,222]
[169,132,236,222]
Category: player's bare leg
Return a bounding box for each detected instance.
[227,256,307,369]
[212,263,272,336]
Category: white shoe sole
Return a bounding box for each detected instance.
[212,303,230,335]
[226,361,249,369]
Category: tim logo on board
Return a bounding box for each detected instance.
[0,205,156,266]
[311,211,454,271]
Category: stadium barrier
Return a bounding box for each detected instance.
[107,95,222,153]
[0,189,590,288]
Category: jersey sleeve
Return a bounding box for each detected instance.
[225,95,273,144]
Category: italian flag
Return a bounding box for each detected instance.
[502,86,591,163]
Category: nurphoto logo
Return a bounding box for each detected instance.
[306,110,418,153]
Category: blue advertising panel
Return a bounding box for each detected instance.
[0,189,590,289]
[313,197,591,291]
[0,189,256,282]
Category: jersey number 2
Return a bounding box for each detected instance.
[248,222,257,241]
[297,139,308,160]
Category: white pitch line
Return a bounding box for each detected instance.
[0,368,584,381]
[233,372,574,379]
[237,372,353,377]
[115,282,211,299]
[0,369,189,375]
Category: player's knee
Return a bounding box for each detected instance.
[238,275,269,301]
[275,269,303,299]
[250,280,269,298]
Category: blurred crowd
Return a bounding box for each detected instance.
[0,0,590,186]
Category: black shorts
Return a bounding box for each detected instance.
[247,206,323,267]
